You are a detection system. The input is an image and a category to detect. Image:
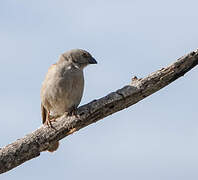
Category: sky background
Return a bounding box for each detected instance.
[0,0,198,179]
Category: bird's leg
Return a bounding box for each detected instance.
[44,111,52,127]
[45,111,56,128]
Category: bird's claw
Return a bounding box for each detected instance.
[45,118,56,128]
[67,108,78,117]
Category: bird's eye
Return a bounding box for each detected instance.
[82,52,89,58]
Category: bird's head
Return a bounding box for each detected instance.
[59,49,97,69]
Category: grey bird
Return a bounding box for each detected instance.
[41,49,97,152]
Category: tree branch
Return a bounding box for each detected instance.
[0,49,198,174]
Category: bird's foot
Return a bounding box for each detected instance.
[67,107,78,117]
[44,117,56,128]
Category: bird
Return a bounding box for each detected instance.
[41,49,97,152]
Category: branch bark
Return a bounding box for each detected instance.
[0,49,198,174]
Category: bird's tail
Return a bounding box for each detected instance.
[47,141,59,152]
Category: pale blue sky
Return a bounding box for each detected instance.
[0,0,198,179]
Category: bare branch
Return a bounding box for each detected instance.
[0,49,198,174]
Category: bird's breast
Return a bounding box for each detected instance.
[42,66,84,116]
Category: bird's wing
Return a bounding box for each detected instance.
[40,64,57,124]
[41,103,47,124]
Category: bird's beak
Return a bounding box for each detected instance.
[89,57,97,64]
